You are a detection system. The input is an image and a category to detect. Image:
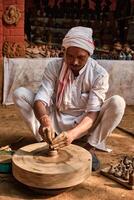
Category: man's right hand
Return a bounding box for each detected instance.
[38,114,55,145]
[39,126,55,145]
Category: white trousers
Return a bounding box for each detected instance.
[13,87,126,152]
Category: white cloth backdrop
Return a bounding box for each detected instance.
[3,57,134,105]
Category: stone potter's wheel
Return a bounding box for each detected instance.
[12,142,92,190]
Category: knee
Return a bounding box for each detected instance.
[110,95,126,114]
[13,87,28,102]
[13,87,35,108]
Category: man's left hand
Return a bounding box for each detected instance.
[50,132,73,150]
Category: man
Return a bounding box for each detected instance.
[13,26,126,171]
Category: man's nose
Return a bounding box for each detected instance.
[72,58,79,65]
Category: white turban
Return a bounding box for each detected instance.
[62,26,95,55]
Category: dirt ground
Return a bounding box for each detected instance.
[0,104,134,200]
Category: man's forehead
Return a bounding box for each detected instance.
[66,46,89,55]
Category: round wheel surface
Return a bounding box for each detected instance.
[12,142,92,189]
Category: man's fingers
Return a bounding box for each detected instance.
[41,128,68,149]
[51,130,55,140]
[52,132,67,145]
[42,127,56,144]
[41,131,50,143]
[50,141,67,150]
[46,128,52,144]
[50,132,68,150]
[42,127,52,144]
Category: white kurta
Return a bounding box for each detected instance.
[34,57,109,134]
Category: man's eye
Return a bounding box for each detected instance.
[78,56,84,60]
[67,54,73,59]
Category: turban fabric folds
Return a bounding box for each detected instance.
[62,26,95,55]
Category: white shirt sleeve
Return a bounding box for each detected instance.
[86,72,109,112]
[34,59,61,106]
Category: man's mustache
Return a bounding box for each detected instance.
[70,64,80,68]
